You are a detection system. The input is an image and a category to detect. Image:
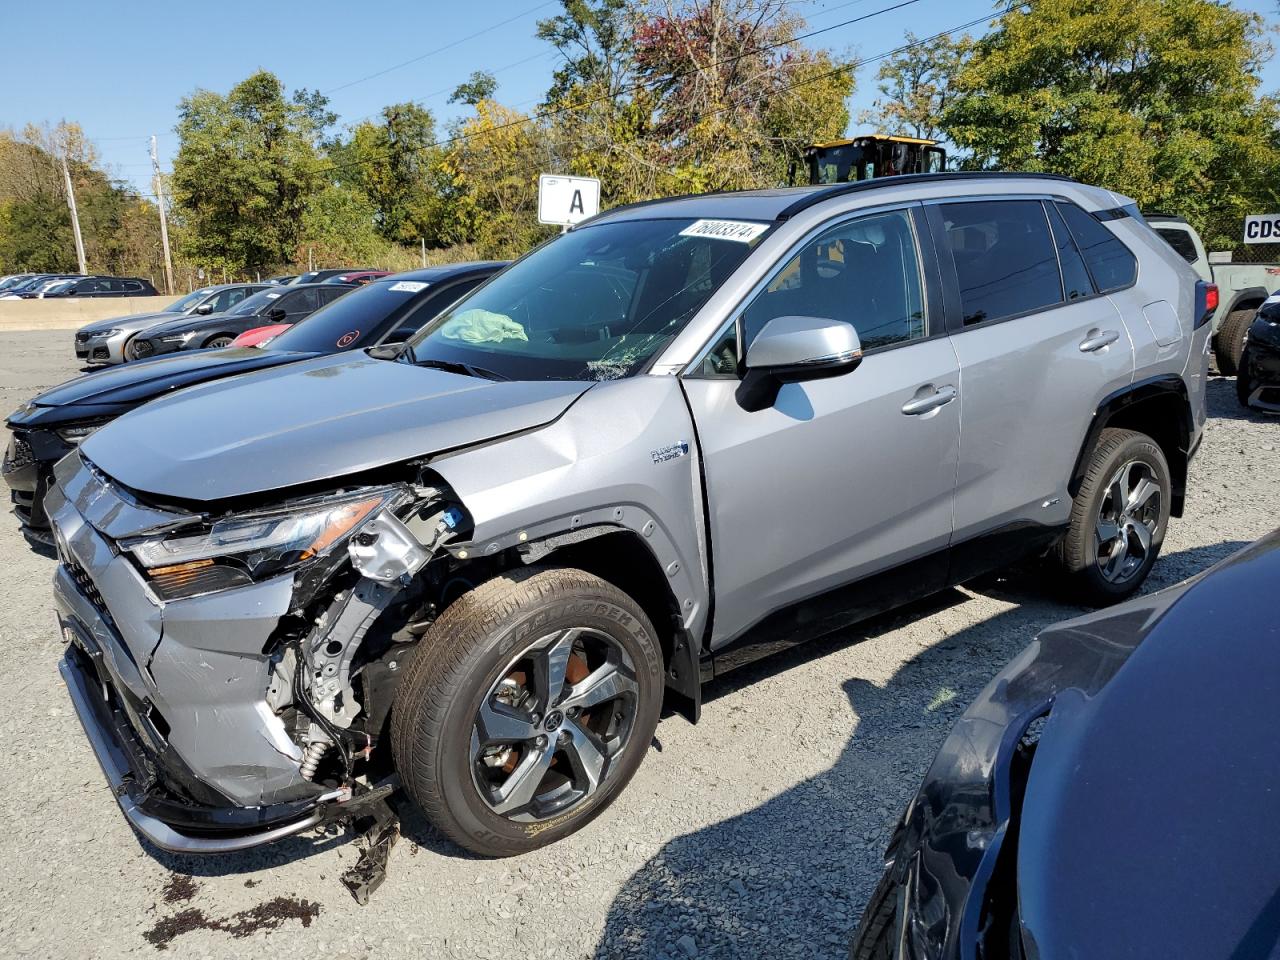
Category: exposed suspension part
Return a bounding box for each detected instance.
[299,739,330,781]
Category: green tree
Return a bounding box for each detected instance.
[860,31,971,142]
[0,123,163,278]
[171,71,327,274]
[450,71,498,106]
[330,103,449,246]
[942,0,1280,248]
[537,0,633,104]
[299,183,386,266]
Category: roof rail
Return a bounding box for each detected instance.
[774,171,1079,221]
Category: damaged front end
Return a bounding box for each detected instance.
[49,451,472,854]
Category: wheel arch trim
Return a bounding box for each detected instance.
[444,509,702,722]
[1068,375,1192,517]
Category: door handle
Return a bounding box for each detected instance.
[901,384,957,416]
[1079,329,1120,352]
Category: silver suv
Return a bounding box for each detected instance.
[46,173,1210,857]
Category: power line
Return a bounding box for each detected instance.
[323,0,558,95]
[502,0,916,114]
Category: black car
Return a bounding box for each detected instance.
[851,532,1280,960]
[293,268,374,284]
[1237,294,1280,412]
[40,276,159,298]
[2,262,504,548]
[127,282,354,358]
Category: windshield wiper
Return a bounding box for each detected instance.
[414,357,510,381]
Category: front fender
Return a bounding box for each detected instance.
[428,376,710,643]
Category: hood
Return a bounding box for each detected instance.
[12,349,315,424]
[141,311,241,337]
[1017,535,1280,959]
[78,311,178,336]
[80,352,592,501]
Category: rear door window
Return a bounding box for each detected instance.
[1055,201,1139,293]
[938,200,1063,326]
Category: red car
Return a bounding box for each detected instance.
[322,270,391,286]
[229,323,290,348]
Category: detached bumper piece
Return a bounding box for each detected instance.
[59,631,325,854]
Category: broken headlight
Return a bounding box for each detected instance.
[55,421,107,444]
[128,487,400,598]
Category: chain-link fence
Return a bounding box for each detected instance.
[1215,244,1280,265]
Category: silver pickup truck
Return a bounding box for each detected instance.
[1147,214,1280,374]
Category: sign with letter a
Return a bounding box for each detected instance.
[538,174,602,227]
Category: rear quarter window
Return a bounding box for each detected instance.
[1056,201,1139,293]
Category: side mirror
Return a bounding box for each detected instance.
[195,302,213,315]
[267,306,287,321]
[737,315,862,411]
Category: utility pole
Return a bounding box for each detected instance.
[420,237,427,268]
[151,136,175,295]
[60,154,87,275]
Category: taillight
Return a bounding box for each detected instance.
[1195,281,1218,329]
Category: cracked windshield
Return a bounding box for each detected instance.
[408,217,767,381]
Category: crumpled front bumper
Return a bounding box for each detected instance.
[3,426,71,544]
[58,627,325,853]
[47,454,330,852]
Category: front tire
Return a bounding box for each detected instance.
[1056,428,1170,605]
[390,566,664,857]
[1237,346,1256,409]
[203,334,234,349]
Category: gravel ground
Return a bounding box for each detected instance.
[1,330,1276,960]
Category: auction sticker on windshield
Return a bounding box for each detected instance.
[679,220,769,243]
[389,281,429,293]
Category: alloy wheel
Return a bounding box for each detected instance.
[470,627,639,823]
[1094,459,1161,584]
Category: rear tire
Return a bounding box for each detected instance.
[1056,428,1170,606]
[1214,308,1254,376]
[390,566,664,857]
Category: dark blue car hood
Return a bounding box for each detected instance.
[1018,540,1280,959]
[10,349,314,424]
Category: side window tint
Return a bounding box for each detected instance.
[1153,226,1199,265]
[742,208,926,352]
[289,288,320,312]
[1045,202,1094,301]
[123,280,142,292]
[940,200,1063,326]
[224,288,247,309]
[1055,201,1138,293]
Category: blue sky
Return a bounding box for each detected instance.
[3,0,1278,196]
